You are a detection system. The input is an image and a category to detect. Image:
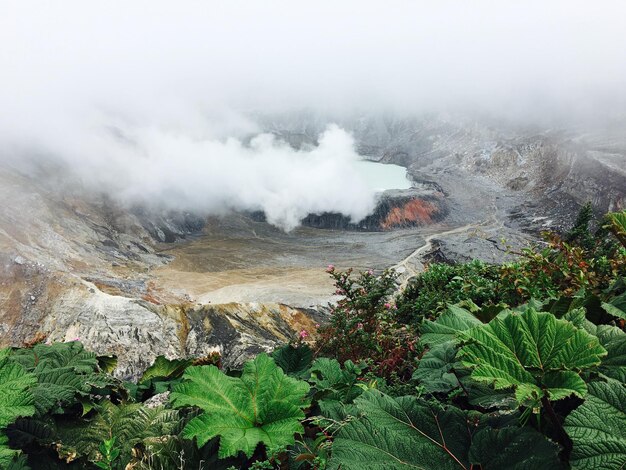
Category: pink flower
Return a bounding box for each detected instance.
[356,322,364,330]
[326,264,335,273]
[384,303,392,309]
[368,269,374,275]
[299,330,309,340]
[315,323,320,328]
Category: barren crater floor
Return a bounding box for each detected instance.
[152,217,427,307]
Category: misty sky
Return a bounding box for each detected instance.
[1,1,625,228]
[3,1,625,117]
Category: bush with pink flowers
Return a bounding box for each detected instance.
[316,266,415,380]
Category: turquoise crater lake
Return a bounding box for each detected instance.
[353,160,412,192]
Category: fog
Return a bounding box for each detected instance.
[1,1,625,228]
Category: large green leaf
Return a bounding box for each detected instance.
[458,308,606,405]
[329,390,475,470]
[4,450,30,470]
[561,310,626,382]
[0,355,36,428]
[412,342,517,408]
[593,327,626,382]
[0,352,36,467]
[130,355,194,399]
[309,358,365,404]
[10,342,98,373]
[421,305,483,347]
[55,400,178,465]
[468,426,562,469]
[9,342,115,415]
[602,291,626,320]
[271,344,313,377]
[140,355,192,384]
[171,353,310,458]
[5,416,55,450]
[413,342,461,394]
[565,379,626,469]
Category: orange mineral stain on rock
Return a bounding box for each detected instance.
[381,199,439,229]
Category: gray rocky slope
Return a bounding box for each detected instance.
[0,113,624,377]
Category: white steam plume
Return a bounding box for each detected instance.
[61,121,378,231]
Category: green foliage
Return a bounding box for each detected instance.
[93,437,120,470]
[140,355,192,384]
[468,426,562,469]
[131,433,239,470]
[398,260,506,323]
[420,305,483,347]
[413,342,461,394]
[127,355,194,401]
[602,289,626,320]
[330,389,475,469]
[96,355,118,375]
[310,358,366,403]
[289,434,331,470]
[9,342,116,415]
[55,400,178,466]
[317,268,414,379]
[565,379,626,469]
[5,452,30,470]
[400,206,626,327]
[0,350,36,467]
[597,332,626,382]
[606,210,626,248]
[459,308,606,406]
[0,352,36,428]
[565,201,595,250]
[271,343,313,378]
[170,353,310,458]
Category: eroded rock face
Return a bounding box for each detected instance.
[34,278,320,378]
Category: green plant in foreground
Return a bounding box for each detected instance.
[0,349,36,467]
[329,389,562,470]
[458,308,607,407]
[94,437,120,470]
[8,341,117,416]
[55,400,178,466]
[564,379,626,470]
[457,306,608,453]
[171,353,310,459]
[397,261,506,323]
[317,267,416,380]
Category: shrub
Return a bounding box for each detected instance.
[316,267,415,380]
[396,260,508,323]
